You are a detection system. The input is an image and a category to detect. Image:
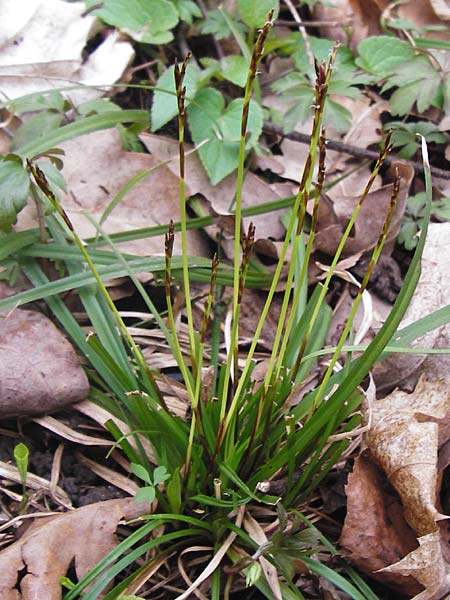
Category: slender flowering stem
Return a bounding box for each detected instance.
[174,54,198,381]
[217,12,273,430]
[220,45,339,448]
[300,132,393,415]
[27,160,165,405]
[185,254,220,471]
[287,128,327,383]
[164,220,196,406]
[309,164,401,415]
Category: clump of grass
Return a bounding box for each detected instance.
[0,13,435,600]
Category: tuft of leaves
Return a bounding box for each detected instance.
[130,464,170,504]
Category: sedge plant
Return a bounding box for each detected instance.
[0,14,436,600]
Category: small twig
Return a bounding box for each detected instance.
[283,0,314,66]
[274,18,352,28]
[196,0,225,59]
[263,121,450,180]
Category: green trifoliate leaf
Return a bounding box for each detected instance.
[171,0,201,24]
[199,9,246,40]
[433,198,450,221]
[221,55,250,87]
[153,465,170,484]
[385,55,441,115]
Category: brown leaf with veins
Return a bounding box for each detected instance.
[139,132,294,243]
[343,374,450,598]
[0,309,89,418]
[366,376,450,537]
[16,128,208,259]
[381,530,450,600]
[0,498,149,600]
[0,0,134,104]
[342,307,450,599]
[340,452,422,596]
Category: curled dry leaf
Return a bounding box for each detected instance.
[366,376,450,536]
[243,513,282,600]
[340,452,423,595]
[342,221,450,598]
[381,530,450,600]
[0,498,150,600]
[430,0,450,19]
[0,309,89,418]
[0,460,72,509]
[367,370,450,600]
[342,372,450,598]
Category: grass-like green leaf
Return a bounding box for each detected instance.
[17,110,148,159]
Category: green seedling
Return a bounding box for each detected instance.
[13,442,29,514]
[130,464,170,504]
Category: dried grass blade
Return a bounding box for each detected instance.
[174,506,245,599]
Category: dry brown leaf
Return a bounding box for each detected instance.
[340,452,423,595]
[0,498,149,600]
[16,128,208,259]
[381,530,450,600]
[0,309,89,418]
[396,1,450,38]
[366,376,450,536]
[342,265,450,599]
[32,415,113,447]
[243,513,282,600]
[74,399,156,462]
[0,0,134,104]
[237,289,283,348]
[75,451,139,497]
[430,0,450,19]
[353,374,450,598]
[0,460,72,509]
[313,162,413,258]
[312,0,378,51]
